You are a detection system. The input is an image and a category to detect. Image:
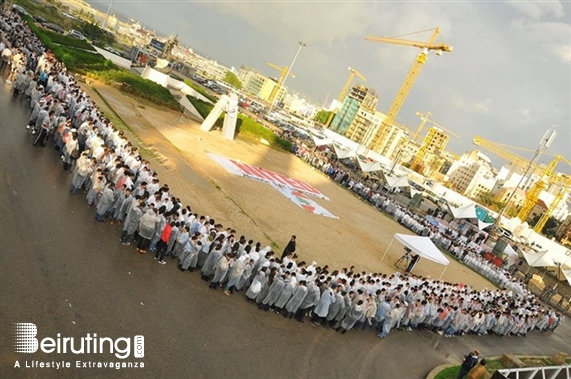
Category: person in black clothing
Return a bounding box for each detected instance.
[405,254,420,273]
[281,235,296,258]
[457,350,479,379]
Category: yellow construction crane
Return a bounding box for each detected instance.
[326,67,367,126]
[517,154,571,221]
[413,111,431,142]
[473,136,532,169]
[365,27,452,152]
[267,62,295,104]
[410,112,459,173]
[472,136,571,228]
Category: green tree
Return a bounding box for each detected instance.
[314,110,332,125]
[223,71,242,89]
[529,214,560,237]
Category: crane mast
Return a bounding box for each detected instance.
[365,28,452,154]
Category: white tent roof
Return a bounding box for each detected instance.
[477,219,494,230]
[451,203,477,219]
[357,159,383,173]
[384,174,410,188]
[312,135,333,146]
[503,244,518,257]
[333,144,357,159]
[522,250,556,267]
[393,233,450,266]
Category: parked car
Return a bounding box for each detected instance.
[33,15,48,24]
[68,29,86,40]
[62,12,77,20]
[192,74,207,84]
[44,23,65,34]
[12,5,30,16]
[499,227,515,241]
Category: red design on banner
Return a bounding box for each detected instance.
[229,159,322,197]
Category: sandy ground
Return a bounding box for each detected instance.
[86,82,496,290]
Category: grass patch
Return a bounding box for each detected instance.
[485,359,503,372]
[434,366,460,379]
[237,115,293,152]
[87,70,180,111]
[42,29,96,51]
[22,15,109,72]
[187,96,218,119]
[184,79,217,103]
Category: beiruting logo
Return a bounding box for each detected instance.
[13,323,144,359]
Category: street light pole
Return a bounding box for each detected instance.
[267,41,305,115]
[102,1,113,29]
[492,128,557,231]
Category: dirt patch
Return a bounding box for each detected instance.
[88,83,496,290]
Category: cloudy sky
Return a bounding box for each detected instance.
[89,0,570,170]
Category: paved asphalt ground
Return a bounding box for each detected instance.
[0,82,570,379]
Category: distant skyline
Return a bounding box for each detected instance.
[87,0,570,171]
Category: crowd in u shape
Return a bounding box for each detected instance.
[1,8,564,339]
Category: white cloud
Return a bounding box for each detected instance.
[204,2,379,46]
[507,1,571,64]
[505,0,565,20]
[475,98,493,114]
[516,108,531,118]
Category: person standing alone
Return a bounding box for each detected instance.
[281,235,296,259]
[457,350,479,379]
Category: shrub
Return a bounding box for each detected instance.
[88,70,180,110]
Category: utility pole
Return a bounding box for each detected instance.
[267,41,305,115]
[101,1,112,29]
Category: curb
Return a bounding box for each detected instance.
[426,362,458,379]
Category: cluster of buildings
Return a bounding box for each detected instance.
[324,83,570,228]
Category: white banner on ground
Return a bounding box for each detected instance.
[272,184,338,219]
[208,153,329,200]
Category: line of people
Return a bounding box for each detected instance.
[2,8,565,339]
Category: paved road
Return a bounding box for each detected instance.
[0,82,569,379]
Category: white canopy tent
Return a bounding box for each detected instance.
[503,244,518,257]
[477,219,494,230]
[450,203,477,219]
[312,135,333,147]
[383,174,410,189]
[381,233,450,279]
[357,159,383,173]
[503,244,519,266]
[448,203,493,231]
[333,144,357,159]
[522,250,556,268]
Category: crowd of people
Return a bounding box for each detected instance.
[1,8,565,340]
[292,143,530,292]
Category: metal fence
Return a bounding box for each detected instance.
[492,365,571,379]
